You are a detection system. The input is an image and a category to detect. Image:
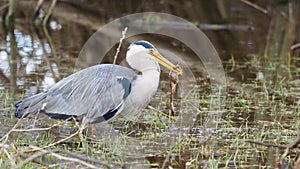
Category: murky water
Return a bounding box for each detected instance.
[0,0,299,168]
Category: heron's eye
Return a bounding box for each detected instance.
[149,49,156,56]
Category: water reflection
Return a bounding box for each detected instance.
[1,29,44,92]
[0,18,81,96]
[0,1,299,167]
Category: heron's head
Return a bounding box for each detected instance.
[126,40,183,75]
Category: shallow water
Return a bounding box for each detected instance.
[0,0,299,168]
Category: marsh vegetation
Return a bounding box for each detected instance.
[0,0,299,168]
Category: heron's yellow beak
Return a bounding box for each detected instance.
[149,50,183,75]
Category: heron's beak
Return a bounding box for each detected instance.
[150,50,183,75]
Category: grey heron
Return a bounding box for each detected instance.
[14,41,183,124]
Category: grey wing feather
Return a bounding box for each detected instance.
[14,93,47,118]
[43,64,136,121]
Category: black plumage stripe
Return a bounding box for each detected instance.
[91,103,123,124]
[133,41,156,49]
[45,113,74,120]
[117,77,132,99]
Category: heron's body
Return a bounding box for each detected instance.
[14,41,182,124]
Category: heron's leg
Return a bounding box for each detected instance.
[82,125,97,138]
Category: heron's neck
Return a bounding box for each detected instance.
[120,67,161,119]
[136,68,160,96]
[140,68,160,87]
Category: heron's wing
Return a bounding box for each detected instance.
[14,92,47,118]
[43,64,136,122]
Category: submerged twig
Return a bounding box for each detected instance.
[240,0,268,14]
[246,140,288,148]
[291,43,300,51]
[282,131,300,159]
[32,0,44,21]
[12,116,73,132]
[42,0,57,26]
[15,146,100,169]
[247,131,300,160]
